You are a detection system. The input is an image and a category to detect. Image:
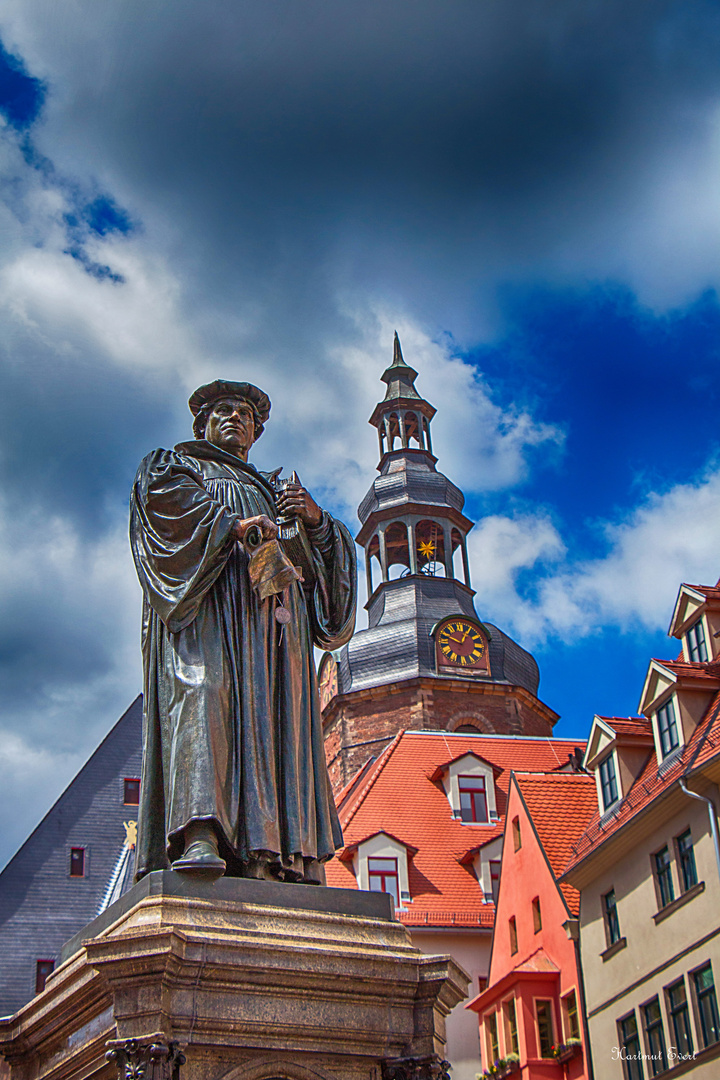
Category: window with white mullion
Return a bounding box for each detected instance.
[657,698,680,759]
[686,619,708,663]
[599,754,619,810]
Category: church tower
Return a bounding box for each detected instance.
[320,335,558,790]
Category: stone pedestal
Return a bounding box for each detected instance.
[0,872,468,1080]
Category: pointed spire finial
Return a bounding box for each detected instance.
[392,331,404,367]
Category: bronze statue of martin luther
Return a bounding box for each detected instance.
[129,380,356,883]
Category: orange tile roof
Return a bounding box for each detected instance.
[564,691,720,875]
[683,583,720,600]
[656,658,720,682]
[599,716,653,738]
[326,730,586,925]
[513,772,597,916]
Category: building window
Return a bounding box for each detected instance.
[666,978,693,1060]
[654,846,675,909]
[536,1000,554,1058]
[70,847,85,878]
[603,888,621,946]
[657,698,680,759]
[617,1013,644,1080]
[563,990,580,1042]
[458,775,488,823]
[532,896,542,933]
[693,963,720,1048]
[676,829,698,892]
[504,998,519,1056]
[509,916,518,955]
[35,959,54,995]
[485,1012,499,1063]
[642,997,667,1076]
[687,619,708,663]
[368,857,399,907]
[599,754,619,810]
[124,778,140,805]
[490,860,501,903]
[512,816,521,851]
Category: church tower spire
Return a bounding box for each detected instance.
[359,331,471,600]
[319,336,558,790]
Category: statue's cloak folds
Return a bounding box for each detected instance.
[129,440,355,881]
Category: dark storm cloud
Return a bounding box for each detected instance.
[25,0,720,326]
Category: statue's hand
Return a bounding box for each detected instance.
[234,515,278,542]
[276,482,323,527]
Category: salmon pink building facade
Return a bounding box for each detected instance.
[468,772,596,1079]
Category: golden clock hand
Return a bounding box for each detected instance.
[443,634,466,644]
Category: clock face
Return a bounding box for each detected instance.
[437,620,487,669]
[318,653,338,711]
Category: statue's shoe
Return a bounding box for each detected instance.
[172,840,226,880]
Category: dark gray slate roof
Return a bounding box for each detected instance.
[336,577,539,696]
[0,697,142,1017]
[358,450,465,524]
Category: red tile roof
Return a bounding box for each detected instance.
[564,691,720,876]
[598,716,653,738]
[683,583,720,600]
[656,658,720,683]
[326,730,586,926]
[513,772,597,916]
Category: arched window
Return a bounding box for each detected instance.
[404,411,421,448]
[451,528,464,581]
[388,412,401,451]
[384,521,410,577]
[416,519,445,576]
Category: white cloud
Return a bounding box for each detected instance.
[469,465,720,645]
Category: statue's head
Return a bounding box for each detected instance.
[189,380,271,459]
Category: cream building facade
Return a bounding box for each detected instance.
[563,579,720,1079]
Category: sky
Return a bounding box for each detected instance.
[1,0,720,868]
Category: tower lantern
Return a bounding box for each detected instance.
[370,332,436,459]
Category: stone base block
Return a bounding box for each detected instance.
[0,872,468,1080]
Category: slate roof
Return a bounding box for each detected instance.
[0,697,142,1015]
[513,772,598,916]
[564,689,720,875]
[326,729,586,926]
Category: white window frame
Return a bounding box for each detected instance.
[651,693,685,762]
[685,615,710,664]
[595,750,620,812]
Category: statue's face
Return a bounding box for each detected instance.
[205,397,256,459]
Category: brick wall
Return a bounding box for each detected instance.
[324,677,556,790]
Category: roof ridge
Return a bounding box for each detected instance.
[341,729,406,831]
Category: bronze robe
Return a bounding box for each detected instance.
[129,439,355,882]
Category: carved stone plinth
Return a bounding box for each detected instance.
[0,872,468,1080]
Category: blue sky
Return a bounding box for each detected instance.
[1,1,720,866]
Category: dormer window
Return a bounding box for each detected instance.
[458,775,488,823]
[687,619,708,663]
[599,754,619,811]
[348,831,414,907]
[657,698,680,759]
[432,752,499,822]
